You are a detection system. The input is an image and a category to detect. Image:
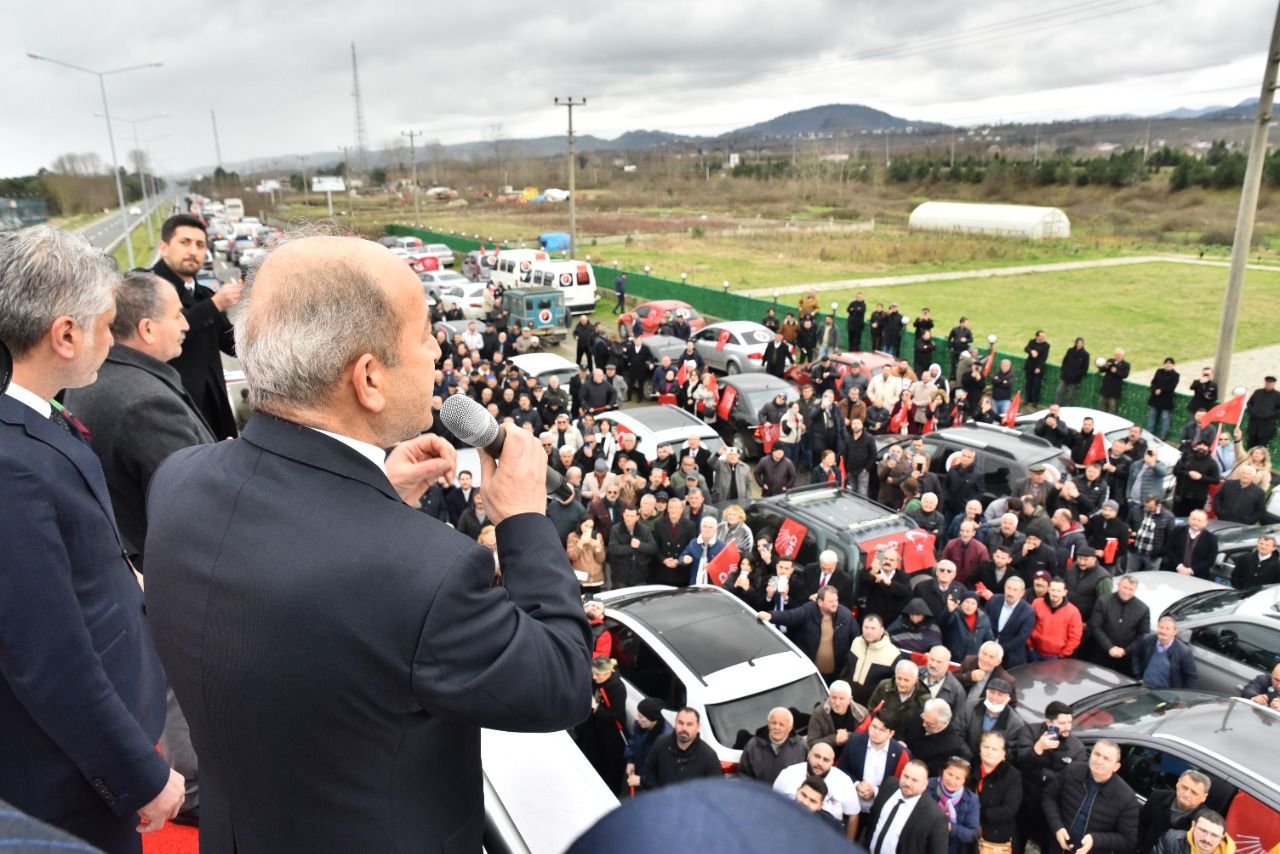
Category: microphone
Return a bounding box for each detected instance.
[439,393,575,501]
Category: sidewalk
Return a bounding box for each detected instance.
[1129,342,1280,392]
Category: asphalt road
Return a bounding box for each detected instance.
[75,190,179,250]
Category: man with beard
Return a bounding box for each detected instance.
[152,215,241,439]
[1172,442,1219,517]
[640,707,721,789]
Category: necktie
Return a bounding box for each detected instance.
[872,797,904,854]
[557,429,566,448]
[50,406,88,442]
[821,573,830,588]
[727,465,739,500]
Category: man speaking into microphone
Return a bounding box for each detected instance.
[144,234,592,853]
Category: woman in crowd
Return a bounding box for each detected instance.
[574,657,628,795]
[716,504,755,557]
[974,395,1000,424]
[889,389,915,435]
[929,756,980,854]
[567,518,606,595]
[973,731,1021,854]
[623,698,672,795]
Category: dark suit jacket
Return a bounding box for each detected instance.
[0,394,169,837]
[866,778,950,854]
[1162,527,1219,579]
[144,413,593,853]
[152,258,238,440]
[809,565,855,609]
[64,344,215,566]
[768,601,855,676]
[835,732,909,787]
[985,597,1036,667]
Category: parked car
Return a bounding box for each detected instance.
[418,242,455,267]
[127,205,142,215]
[1008,658,1222,726]
[433,319,473,342]
[1121,571,1222,631]
[617,300,706,338]
[1162,581,1280,696]
[378,235,422,250]
[1205,521,1280,585]
[462,250,494,282]
[713,373,800,458]
[1014,406,1179,497]
[509,352,579,390]
[743,482,938,590]
[419,269,470,303]
[875,423,1072,507]
[784,351,899,389]
[598,405,724,461]
[441,282,491,320]
[692,321,774,375]
[595,585,828,771]
[1068,698,1280,847]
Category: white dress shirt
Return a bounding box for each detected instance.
[870,791,921,854]
[772,762,861,819]
[4,380,52,418]
[308,427,389,480]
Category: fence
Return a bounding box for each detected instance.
[387,223,1277,459]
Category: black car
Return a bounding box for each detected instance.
[876,423,1072,506]
[743,482,937,592]
[714,373,800,458]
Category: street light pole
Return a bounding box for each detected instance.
[28,53,161,269]
[402,130,422,226]
[97,113,166,248]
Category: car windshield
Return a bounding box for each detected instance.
[705,675,827,751]
[1074,689,1222,729]
[1165,588,1252,621]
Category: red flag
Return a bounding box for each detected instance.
[838,457,847,483]
[922,416,937,435]
[716,330,731,351]
[676,362,689,385]
[755,422,781,453]
[1002,392,1020,427]
[715,385,738,421]
[1102,538,1119,565]
[855,700,884,734]
[888,405,909,434]
[773,518,808,559]
[706,541,741,587]
[900,529,936,572]
[1197,393,1246,428]
[1083,430,1107,466]
[982,348,996,378]
[657,393,678,406]
[614,422,631,437]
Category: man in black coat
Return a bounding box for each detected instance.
[1024,330,1050,403]
[759,587,855,681]
[1056,337,1090,405]
[946,318,974,380]
[152,215,241,439]
[1172,443,1219,517]
[865,760,949,854]
[1164,510,1219,580]
[1146,358,1180,439]
[1241,662,1280,710]
[608,507,659,588]
[762,332,793,378]
[641,708,722,789]
[1213,468,1267,524]
[1043,740,1140,854]
[847,293,867,351]
[1090,574,1150,672]
[1232,534,1279,591]
[1136,770,1211,853]
[1098,348,1131,415]
[144,235,591,854]
[1246,375,1280,448]
[0,227,184,853]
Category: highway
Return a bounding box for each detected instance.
[74,189,181,251]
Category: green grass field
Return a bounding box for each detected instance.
[790,261,1280,371]
[111,220,156,270]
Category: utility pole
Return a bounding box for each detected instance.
[339,144,352,213]
[950,130,956,169]
[210,109,223,172]
[884,131,890,168]
[1033,125,1040,165]
[554,97,585,258]
[1214,0,1280,393]
[402,130,422,225]
[298,154,309,203]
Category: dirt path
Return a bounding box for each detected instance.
[1129,342,1280,393]
[744,254,1280,297]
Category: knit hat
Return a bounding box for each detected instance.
[960,590,980,604]
[637,698,664,724]
[1101,499,1120,512]
[1075,545,1096,558]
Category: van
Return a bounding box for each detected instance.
[488,249,549,291]
[524,260,597,315]
[224,198,244,221]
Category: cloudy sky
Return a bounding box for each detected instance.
[2,0,1274,177]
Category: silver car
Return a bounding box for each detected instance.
[1163,582,1280,696]
[692,321,774,375]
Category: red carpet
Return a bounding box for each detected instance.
[142,822,199,854]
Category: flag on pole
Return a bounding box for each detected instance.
[1002,392,1021,427]
[922,416,937,434]
[1196,393,1246,428]
[716,385,738,421]
[755,422,781,453]
[982,348,997,378]
[1083,430,1108,466]
[773,519,808,559]
[676,362,689,385]
[1102,538,1119,565]
[706,541,741,587]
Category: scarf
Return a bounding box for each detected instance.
[851,636,900,685]
[934,781,963,823]
[963,611,978,632]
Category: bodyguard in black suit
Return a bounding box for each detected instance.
[151,215,240,440]
[144,235,592,853]
[865,760,949,854]
[0,227,185,853]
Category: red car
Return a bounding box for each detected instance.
[784,351,898,387]
[616,300,707,337]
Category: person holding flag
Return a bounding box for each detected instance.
[1002,391,1022,428]
[681,517,729,586]
[990,359,1015,417]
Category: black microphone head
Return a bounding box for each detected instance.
[439,393,499,449]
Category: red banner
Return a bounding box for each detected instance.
[858,529,936,573]
[773,519,808,560]
[676,362,689,385]
[707,541,742,587]
[716,330,731,351]
[1003,392,1020,427]
[755,422,781,453]
[1197,393,1246,428]
[715,385,738,421]
[657,393,678,406]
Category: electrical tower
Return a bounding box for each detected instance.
[351,43,369,174]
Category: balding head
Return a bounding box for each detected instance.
[237,235,438,445]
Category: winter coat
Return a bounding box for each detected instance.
[1030,597,1084,658]
[928,777,981,854]
[1043,762,1140,854]
[641,733,722,789]
[1089,593,1150,655]
[974,759,1022,844]
[939,607,996,662]
[769,601,856,677]
[737,732,808,786]
[1060,345,1091,384]
[567,531,607,587]
[1128,636,1197,688]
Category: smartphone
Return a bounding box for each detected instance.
[1046,724,1060,739]
[775,575,789,594]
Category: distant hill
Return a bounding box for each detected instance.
[723,103,943,139]
[1201,98,1259,120]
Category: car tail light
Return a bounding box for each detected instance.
[748,352,763,360]
[720,760,738,776]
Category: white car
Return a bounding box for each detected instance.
[418,270,469,302]
[509,353,579,391]
[598,404,724,461]
[127,205,142,215]
[692,321,774,375]
[1015,406,1180,495]
[440,282,490,319]
[1122,570,1223,631]
[419,243,455,267]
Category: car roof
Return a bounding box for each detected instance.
[703,320,771,334]
[1123,570,1224,623]
[1020,406,1134,433]
[753,483,915,530]
[604,404,717,435]
[720,374,797,393]
[509,353,578,374]
[1008,659,1139,718]
[603,587,803,679]
[910,423,1061,459]
[1078,698,1280,796]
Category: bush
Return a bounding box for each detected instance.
[1200,228,1266,248]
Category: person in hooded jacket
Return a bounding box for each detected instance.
[887,598,944,655]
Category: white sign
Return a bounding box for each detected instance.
[259,179,282,191]
[311,176,346,193]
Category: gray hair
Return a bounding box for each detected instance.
[767,707,794,727]
[0,226,117,357]
[819,549,838,565]
[109,272,168,340]
[235,231,403,412]
[979,640,1004,659]
[895,659,917,676]
[1180,769,1212,793]
[923,697,952,725]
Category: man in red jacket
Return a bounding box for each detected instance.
[1029,578,1083,660]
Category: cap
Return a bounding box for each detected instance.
[1101,499,1120,512]
[1075,545,1096,558]
[1267,375,1277,383]
[637,698,665,724]
[1032,569,1052,581]
[1029,464,1046,473]
[655,490,670,501]
[987,678,1013,696]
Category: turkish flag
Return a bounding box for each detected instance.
[773,518,808,559]
[756,421,781,453]
[716,385,738,421]
[676,362,689,385]
[982,348,996,378]
[1196,393,1246,428]
[1003,392,1020,427]
[859,530,936,573]
[888,405,909,434]
[614,422,631,437]
[716,330,731,351]
[706,541,741,587]
[1102,537,1119,564]
[1083,430,1108,466]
